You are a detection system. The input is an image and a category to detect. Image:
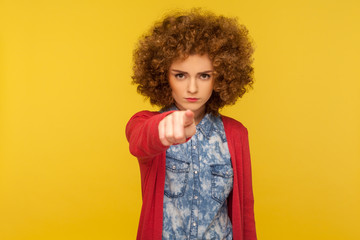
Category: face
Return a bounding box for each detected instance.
[168,54,214,123]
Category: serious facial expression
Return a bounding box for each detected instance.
[168,54,215,124]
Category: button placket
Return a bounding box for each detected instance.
[189,137,199,239]
[162,113,234,239]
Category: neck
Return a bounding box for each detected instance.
[194,108,206,125]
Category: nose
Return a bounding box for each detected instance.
[187,77,198,94]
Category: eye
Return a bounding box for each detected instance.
[175,73,186,79]
[199,73,211,80]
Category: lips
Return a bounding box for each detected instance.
[185,98,199,102]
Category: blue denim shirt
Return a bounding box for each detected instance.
[161,106,233,240]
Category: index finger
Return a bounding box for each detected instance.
[183,110,195,127]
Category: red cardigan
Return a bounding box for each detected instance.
[126,110,257,240]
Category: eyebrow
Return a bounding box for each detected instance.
[171,69,213,73]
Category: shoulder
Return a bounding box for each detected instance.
[129,110,160,119]
[221,115,248,135]
[126,110,176,133]
[127,110,161,124]
[126,110,160,133]
[127,110,176,123]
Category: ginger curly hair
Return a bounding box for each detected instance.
[132,9,254,115]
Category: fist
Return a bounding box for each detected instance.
[158,110,196,146]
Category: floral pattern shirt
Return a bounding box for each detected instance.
[162,106,234,239]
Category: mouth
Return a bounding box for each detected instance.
[185,98,199,103]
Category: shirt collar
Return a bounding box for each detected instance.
[197,113,216,139]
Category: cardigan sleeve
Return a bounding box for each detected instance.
[125,110,174,162]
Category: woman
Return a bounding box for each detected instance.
[126,9,257,240]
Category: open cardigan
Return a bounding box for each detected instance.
[126,110,257,240]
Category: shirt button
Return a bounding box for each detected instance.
[193,145,196,149]
[193,222,196,226]
[172,165,176,170]
[194,170,198,174]
[194,195,198,199]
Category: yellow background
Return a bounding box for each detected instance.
[1,0,359,239]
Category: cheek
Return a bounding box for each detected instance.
[206,84,215,99]
[169,82,184,96]
[170,86,180,100]
[206,81,215,94]
[168,78,177,91]
[169,86,177,96]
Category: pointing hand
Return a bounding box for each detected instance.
[158,110,196,146]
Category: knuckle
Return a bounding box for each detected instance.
[174,133,184,141]
[165,132,174,141]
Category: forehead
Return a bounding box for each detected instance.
[170,54,213,70]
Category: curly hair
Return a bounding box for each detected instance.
[132,8,254,114]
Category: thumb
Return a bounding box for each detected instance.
[183,110,195,127]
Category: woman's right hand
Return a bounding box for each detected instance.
[158,110,196,146]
